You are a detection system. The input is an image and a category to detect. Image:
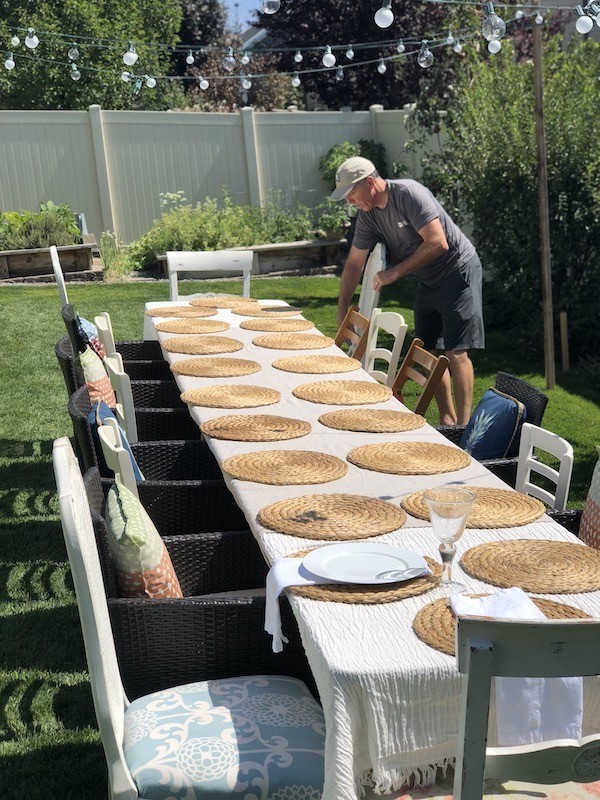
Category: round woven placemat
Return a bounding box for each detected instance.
[200,414,311,442]
[222,450,347,485]
[319,409,426,433]
[401,486,545,528]
[232,305,303,318]
[272,355,361,374]
[286,551,441,604]
[348,442,471,475]
[181,385,281,408]
[460,539,600,594]
[189,296,259,309]
[171,357,261,378]
[258,493,407,540]
[155,319,230,334]
[145,305,217,318]
[413,594,590,656]
[162,335,244,355]
[240,318,314,332]
[253,333,334,350]
[293,380,392,405]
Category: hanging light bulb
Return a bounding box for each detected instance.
[322,46,336,68]
[222,46,236,72]
[515,8,524,18]
[70,63,81,81]
[146,76,157,88]
[198,76,209,90]
[186,49,195,65]
[575,5,594,32]
[68,44,80,60]
[445,32,455,45]
[25,28,39,49]
[535,12,544,24]
[377,58,387,74]
[592,3,600,26]
[242,76,252,89]
[123,43,138,66]
[241,51,250,65]
[396,39,405,53]
[488,39,501,53]
[4,53,15,71]
[291,72,301,87]
[10,35,20,47]
[294,50,303,63]
[336,66,344,80]
[417,40,434,68]
[345,46,354,60]
[482,2,506,41]
[453,41,463,53]
[121,71,132,82]
[261,0,281,13]
[374,0,394,28]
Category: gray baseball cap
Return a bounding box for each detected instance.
[330,156,377,201]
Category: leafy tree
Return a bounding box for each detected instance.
[422,37,600,358]
[0,0,184,110]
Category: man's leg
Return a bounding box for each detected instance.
[434,367,457,426]
[445,350,474,425]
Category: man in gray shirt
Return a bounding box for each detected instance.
[332,156,484,425]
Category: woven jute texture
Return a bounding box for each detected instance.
[200,414,311,442]
[145,305,217,318]
[413,594,590,656]
[272,355,361,374]
[240,318,314,332]
[181,385,281,409]
[253,333,334,350]
[162,335,244,355]
[460,539,600,594]
[402,486,545,528]
[155,319,230,334]
[293,380,392,405]
[258,493,407,540]
[189,296,259,309]
[222,450,348,485]
[287,552,441,604]
[348,442,471,475]
[171,357,261,378]
[232,306,303,318]
[319,409,426,433]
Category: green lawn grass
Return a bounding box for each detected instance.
[0,276,598,798]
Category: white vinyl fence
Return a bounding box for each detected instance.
[0,104,435,244]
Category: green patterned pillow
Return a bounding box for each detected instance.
[105,476,183,598]
[79,345,117,407]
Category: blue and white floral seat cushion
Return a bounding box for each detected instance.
[124,675,325,800]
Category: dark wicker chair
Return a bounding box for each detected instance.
[83,467,314,700]
[548,509,582,537]
[438,371,549,487]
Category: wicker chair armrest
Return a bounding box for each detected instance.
[135,407,200,441]
[124,359,173,381]
[131,440,222,481]
[547,509,582,536]
[131,380,184,409]
[116,340,163,360]
[436,425,466,445]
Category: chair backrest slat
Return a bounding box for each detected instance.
[391,338,449,416]
[94,311,117,356]
[51,245,69,309]
[357,243,384,320]
[166,250,253,301]
[105,354,139,444]
[334,307,370,361]
[363,309,408,386]
[515,422,574,511]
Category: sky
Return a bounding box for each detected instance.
[223,0,262,30]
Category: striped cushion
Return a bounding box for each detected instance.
[580,446,600,549]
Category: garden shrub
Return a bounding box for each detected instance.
[421,38,600,359]
[0,201,80,249]
[319,139,388,190]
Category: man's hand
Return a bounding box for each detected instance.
[373,267,397,291]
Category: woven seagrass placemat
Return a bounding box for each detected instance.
[162,335,244,355]
[293,380,392,405]
[189,296,259,309]
[253,333,334,350]
[222,450,348,485]
[402,486,545,528]
[145,305,217,318]
[171,357,261,378]
[272,355,361,374]
[181,385,281,408]
[233,305,303,318]
[155,319,230,334]
[240,318,314,332]
[200,414,311,441]
[460,539,600,594]
[319,409,426,433]
[258,493,407,539]
[286,551,441,604]
[413,594,590,656]
[348,442,471,475]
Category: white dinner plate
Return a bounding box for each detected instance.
[302,543,428,585]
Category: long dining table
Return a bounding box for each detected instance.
[147,297,600,800]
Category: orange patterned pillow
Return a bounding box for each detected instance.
[79,345,117,407]
[580,446,600,549]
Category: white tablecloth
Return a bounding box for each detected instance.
[149,301,600,800]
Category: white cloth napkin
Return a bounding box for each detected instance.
[451,587,583,745]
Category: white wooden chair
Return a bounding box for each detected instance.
[362,307,408,386]
[94,311,117,355]
[357,242,385,320]
[515,422,574,511]
[454,613,600,800]
[104,353,138,443]
[167,249,253,301]
[50,245,69,309]
[98,417,140,498]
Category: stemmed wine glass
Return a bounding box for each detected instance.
[423,487,476,595]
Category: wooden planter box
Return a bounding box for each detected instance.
[0,243,96,281]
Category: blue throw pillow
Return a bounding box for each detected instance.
[459,388,527,460]
[88,400,144,481]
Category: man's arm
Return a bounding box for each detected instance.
[373,218,448,290]
[338,245,369,327]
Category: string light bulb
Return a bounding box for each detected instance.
[70,63,81,81]
[482,2,506,41]
[515,8,524,18]
[198,76,209,90]
[336,66,344,80]
[25,28,39,49]
[417,40,434,68]
[591,3,600,26]
[453,41,463,53]
[294,50,303,63]
[374,0,394,29]
[68,44,79,60]
[123,43,138,66]
[241,51,250,65]
[222,46,236,72]
[261,0,281,13]
[146,76,156,88]
[488,39,501,53]
[322,46,336,68]
[242,76,252,89]
[121,71,131,82]
[10,35,20,47]
[445,32,455,45]
[377,58,387,74]
[185,50,195,65]
[345,46,354,60]
[291,72,301,87]
[396,39,405,53]
[575,5,594,32]
[535,12,544,24]
[4,53,15,71]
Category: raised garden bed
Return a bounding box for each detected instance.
[0,241,102,283]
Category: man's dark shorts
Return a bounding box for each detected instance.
[414,252,485,352]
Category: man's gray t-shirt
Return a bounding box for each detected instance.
[352,179,475,288]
